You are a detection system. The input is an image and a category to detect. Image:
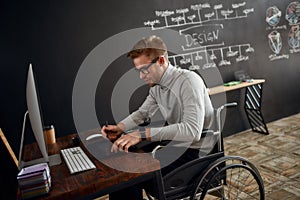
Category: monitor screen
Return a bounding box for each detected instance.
[26,64,49,162]
[18,64,61,170]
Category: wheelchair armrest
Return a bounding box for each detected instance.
[151,140,171,158]
[151,129,216,158]
[152,145,165,158]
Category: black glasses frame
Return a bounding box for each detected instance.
[135,57,159,74]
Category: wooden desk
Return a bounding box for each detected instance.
[18,134,165,199]
[208,79,269,135]
[208,79,265,95]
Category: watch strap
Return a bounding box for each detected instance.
[139,127,147,141]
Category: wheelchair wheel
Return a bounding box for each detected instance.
[192,156,264,200]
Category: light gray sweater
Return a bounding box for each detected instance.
[120,64,214,149]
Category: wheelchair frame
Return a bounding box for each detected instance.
[148,103,265,200]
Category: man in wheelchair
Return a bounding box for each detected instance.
[101,35,215,200]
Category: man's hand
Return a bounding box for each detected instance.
[101,124,123,142]
[111,131,142,153]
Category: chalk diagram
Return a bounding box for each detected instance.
[266,6,282,27]
[288,25,300,51]
[143,2,255,70]
[286,2,300,53]
[268,31,282,55]
[266,5,290,61]
[285,1,300,25]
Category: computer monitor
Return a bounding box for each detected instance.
[18,64,61,170]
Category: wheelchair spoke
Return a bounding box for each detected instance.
[197,159,264,200]
[232,165,244,198]
[224,166,262,199]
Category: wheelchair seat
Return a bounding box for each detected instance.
[162,152,224,200]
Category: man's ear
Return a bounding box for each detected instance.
[158,56,165,65]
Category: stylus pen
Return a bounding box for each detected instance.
[105,121,135,134]
[124,130,136,134]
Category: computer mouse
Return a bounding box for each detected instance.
[86,134,102,141]
[72,135,80,146]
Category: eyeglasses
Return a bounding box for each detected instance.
[135,57,159,74]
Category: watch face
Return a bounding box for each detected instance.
[268,31,282,54]
[288,25,300,48]
[286,1,300,25]
[266,6,282,27]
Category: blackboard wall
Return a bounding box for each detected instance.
[1,0,300,198]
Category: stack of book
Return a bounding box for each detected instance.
[17,163,51,199]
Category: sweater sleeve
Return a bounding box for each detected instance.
[119,92,159,131]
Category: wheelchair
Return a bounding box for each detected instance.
[146,103,265,200]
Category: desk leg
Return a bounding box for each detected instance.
[152,170,166,200]
[244,83,269,135]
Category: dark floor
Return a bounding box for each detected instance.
[97,113,300,200]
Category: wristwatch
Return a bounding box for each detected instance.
[139,127,147,141]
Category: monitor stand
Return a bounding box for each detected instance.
[18,111,61,170]
[18,154,61,170]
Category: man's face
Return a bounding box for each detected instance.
[133,54,164,87]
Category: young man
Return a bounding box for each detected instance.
[101,35,214,199]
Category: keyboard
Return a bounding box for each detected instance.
[61,146,96,174]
